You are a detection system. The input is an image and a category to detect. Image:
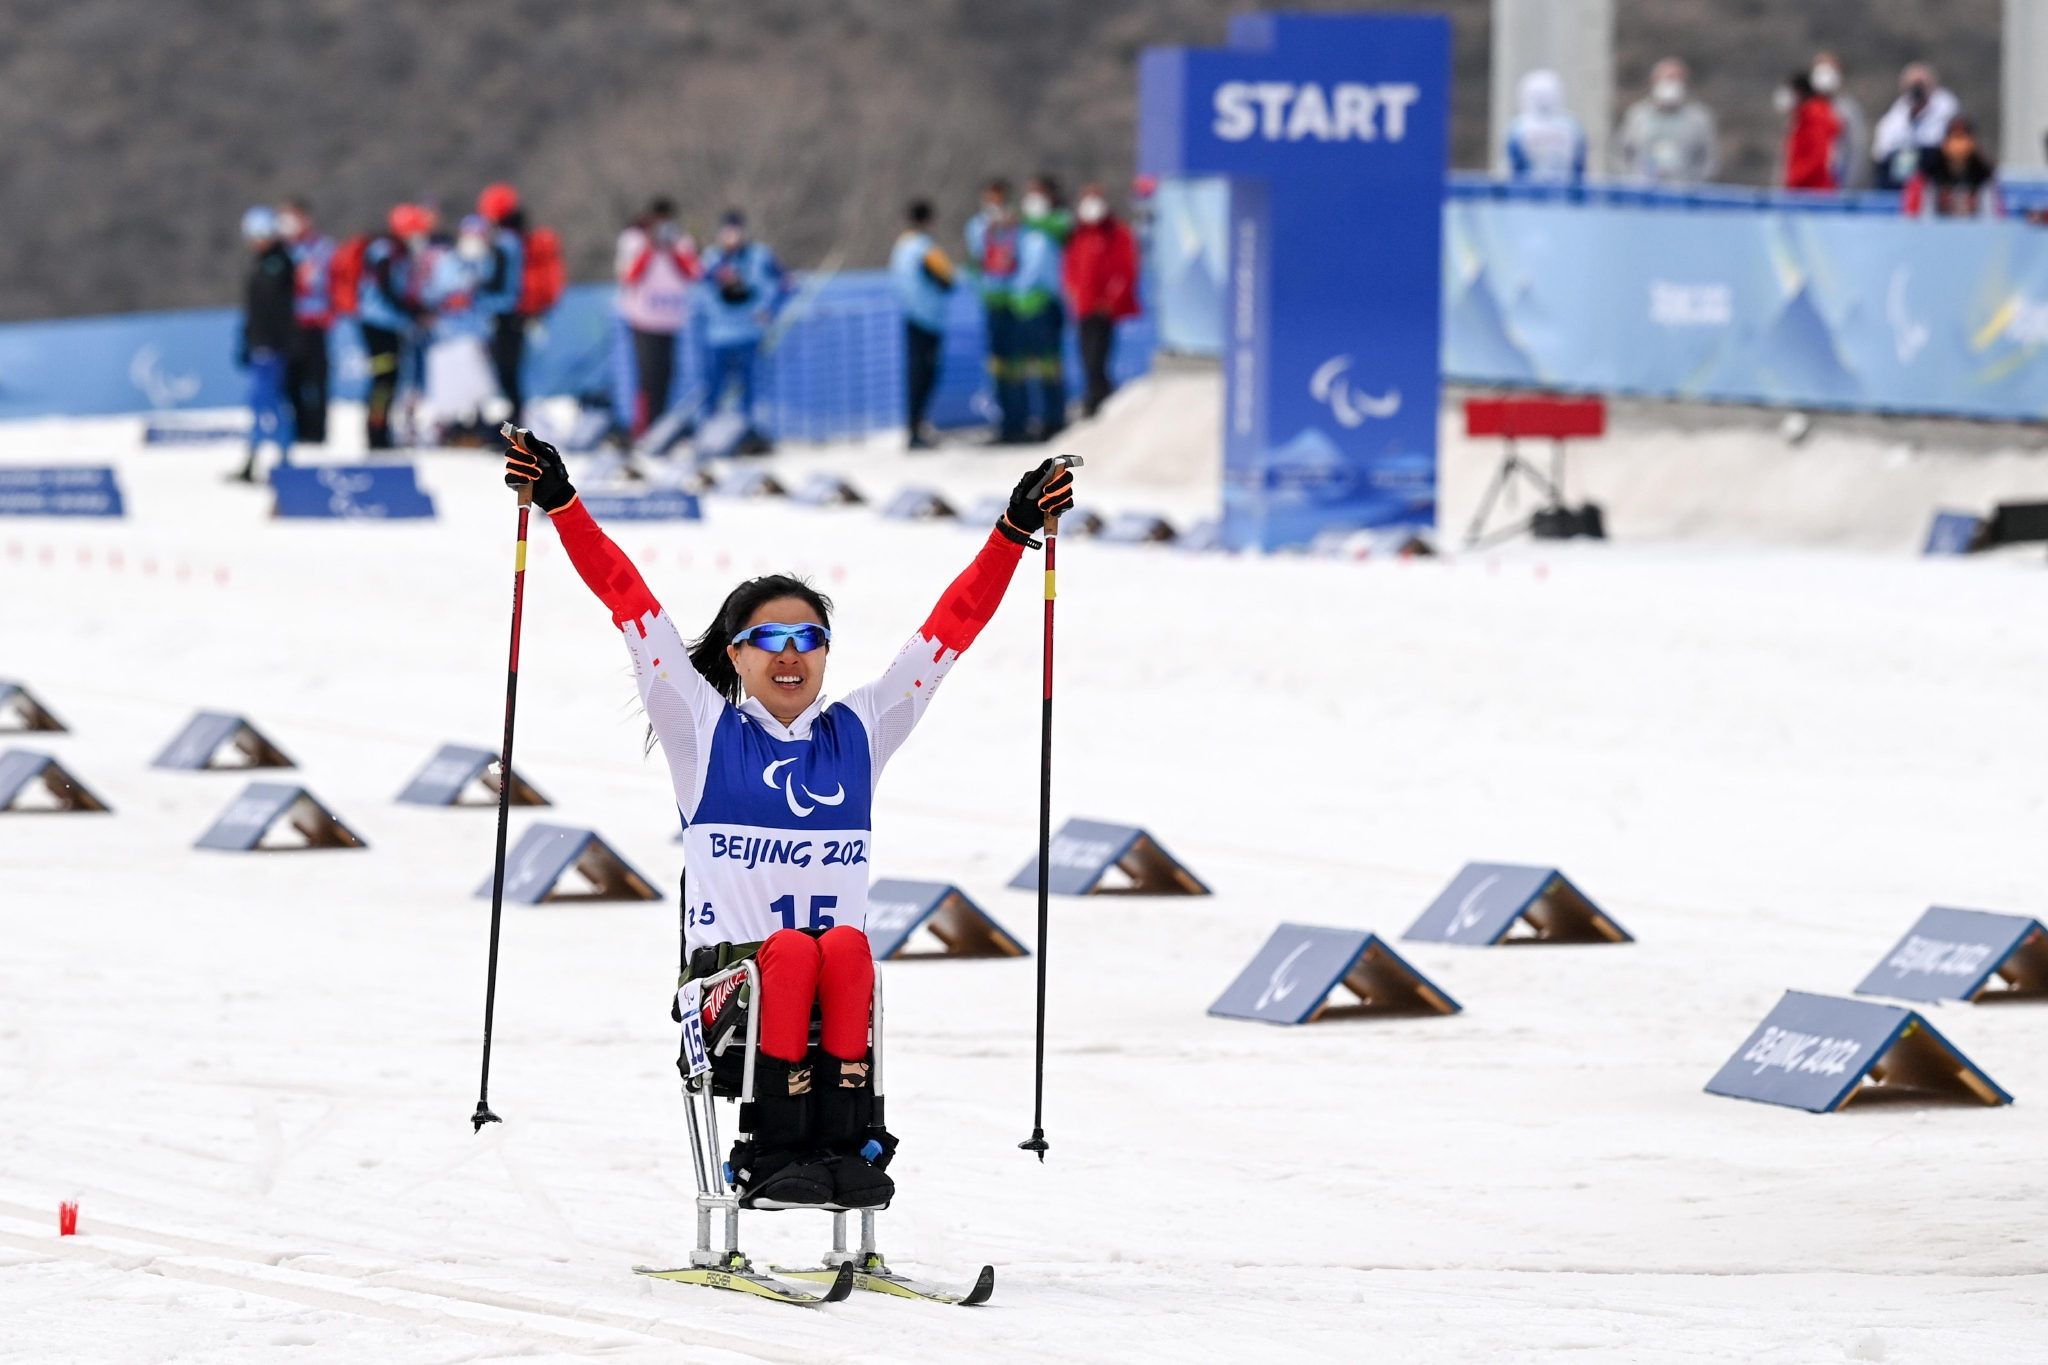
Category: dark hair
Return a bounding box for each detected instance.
[1946,114,1976,137]
[907,198,934,225]
[984,177,1011,197]
[649,196,676,217]
[1788,70,1815,101]
[688,574,834,703]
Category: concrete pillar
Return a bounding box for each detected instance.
[2004,0,2048,174]
[1489,0,1615,175]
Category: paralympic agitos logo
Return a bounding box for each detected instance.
[762,757,845,818]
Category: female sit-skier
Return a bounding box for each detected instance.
[503,429,1074,1211]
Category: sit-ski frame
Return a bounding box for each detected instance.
[636,958,993,1305]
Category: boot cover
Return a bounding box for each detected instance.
[729,1055,832,1209]
[813,1053,898,1209]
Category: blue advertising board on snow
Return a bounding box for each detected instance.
[1853,907,2048,1003]
[1403,862,1630,945]
[194,782,363,851]
[579,490,702,522]
[1007,818,1210,897]
[0,748,110,813]
[864,878,1027,960]
[478,823,660,904]
[0,467,124,517]
[270,464,435,519]
[395,743,547,808]
[1139,12,1448,549]
[1208,923,1458,1024]
[151,712,293,771]
[1704,989,2010,1113]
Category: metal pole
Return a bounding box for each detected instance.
[471,482,532,1132]
[1019,494,1064,1162]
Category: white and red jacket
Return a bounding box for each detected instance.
[546,499,1022,960]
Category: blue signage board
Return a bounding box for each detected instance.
[864,878,1026,960]
[881,487,957,521]
[580,490,703,522]
[0,466,124,517]
[1922,512,1984,556]
[1854,907,2047,1003]
[1139,12,1448,549]
[0,748,110,813]
[1007,818,1210,896]
[1403,862,1630,945]
[477,822,660,904]
[396,743,547,807]
[0,680,66,732]
[194,782,362,851]
[151,712,292,771]
[270,464,435,519]
[1209,923,1459,1024]
[1704,989,2010,1113]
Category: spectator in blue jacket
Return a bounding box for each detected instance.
[359,203,432,449]
[964,178,1025,442]
[234,206,297,482]
[1012,175,1070,441]
[696,209,787,454]
[889,199,956,449]
[277,197,333,446]
[476,183,528,420]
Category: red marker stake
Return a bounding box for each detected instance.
[58,1201,77,1236]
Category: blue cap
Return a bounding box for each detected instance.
[240,206,279,242]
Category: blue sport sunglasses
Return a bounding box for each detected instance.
[731,622,832,653]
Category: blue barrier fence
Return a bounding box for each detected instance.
[0,273,1155,439]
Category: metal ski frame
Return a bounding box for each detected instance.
[639,960,978,1303]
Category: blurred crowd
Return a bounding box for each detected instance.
[234,186,563,477]
[232,174,1142,474]
[1505,53,2002,218]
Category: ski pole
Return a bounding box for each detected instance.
[472,425,536,1133]
[1020,454,1081,1163]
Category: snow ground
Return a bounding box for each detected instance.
[3,405,2047,1363]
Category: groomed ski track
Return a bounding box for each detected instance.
[3,400,2047,1362]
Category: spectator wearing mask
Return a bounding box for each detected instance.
[965,178,1026,442]
[358,203,432,450]
[276,198,333,446]
[1615,58,1717,185]
[888,200,956,450]
[1904,116,2001,219]
[615,197,701,439]
[418,215,503,438]
[1871,63,1960,191]
[1011,175,1070,441]
[1781,71,1842,190]
[1061,184,1139,419]
[475,183,528,421]
[1505,69,1586,184]
[1809,52,1869,190]
[695,209,787,455]
[234,207,296,482]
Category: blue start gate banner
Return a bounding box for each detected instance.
[0,466,124,517]
[1445,199,2048,422]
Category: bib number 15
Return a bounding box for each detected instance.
[770,894,837,931]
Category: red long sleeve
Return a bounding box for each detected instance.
[547,498,661,632]
[919,526,1025,653]
[1784,100,1840,190]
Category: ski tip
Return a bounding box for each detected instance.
[824,1261,857,1303]
[961,1265,996,1307]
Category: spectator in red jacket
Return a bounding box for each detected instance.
[1781,71,1842,190]
[1061,184,1140,419]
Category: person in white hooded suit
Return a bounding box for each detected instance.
[1505,69,1587,184]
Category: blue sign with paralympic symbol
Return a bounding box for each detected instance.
[1209,922,1459,1025]
[1139,12,1448,550]
[271,463,435,519]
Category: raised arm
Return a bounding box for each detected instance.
[841,460,1075,777]
[504,432,727,819]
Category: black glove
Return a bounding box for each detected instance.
[998,458,1076,544]
[503,428,576,512]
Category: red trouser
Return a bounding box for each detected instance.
[743,926,874,1064]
